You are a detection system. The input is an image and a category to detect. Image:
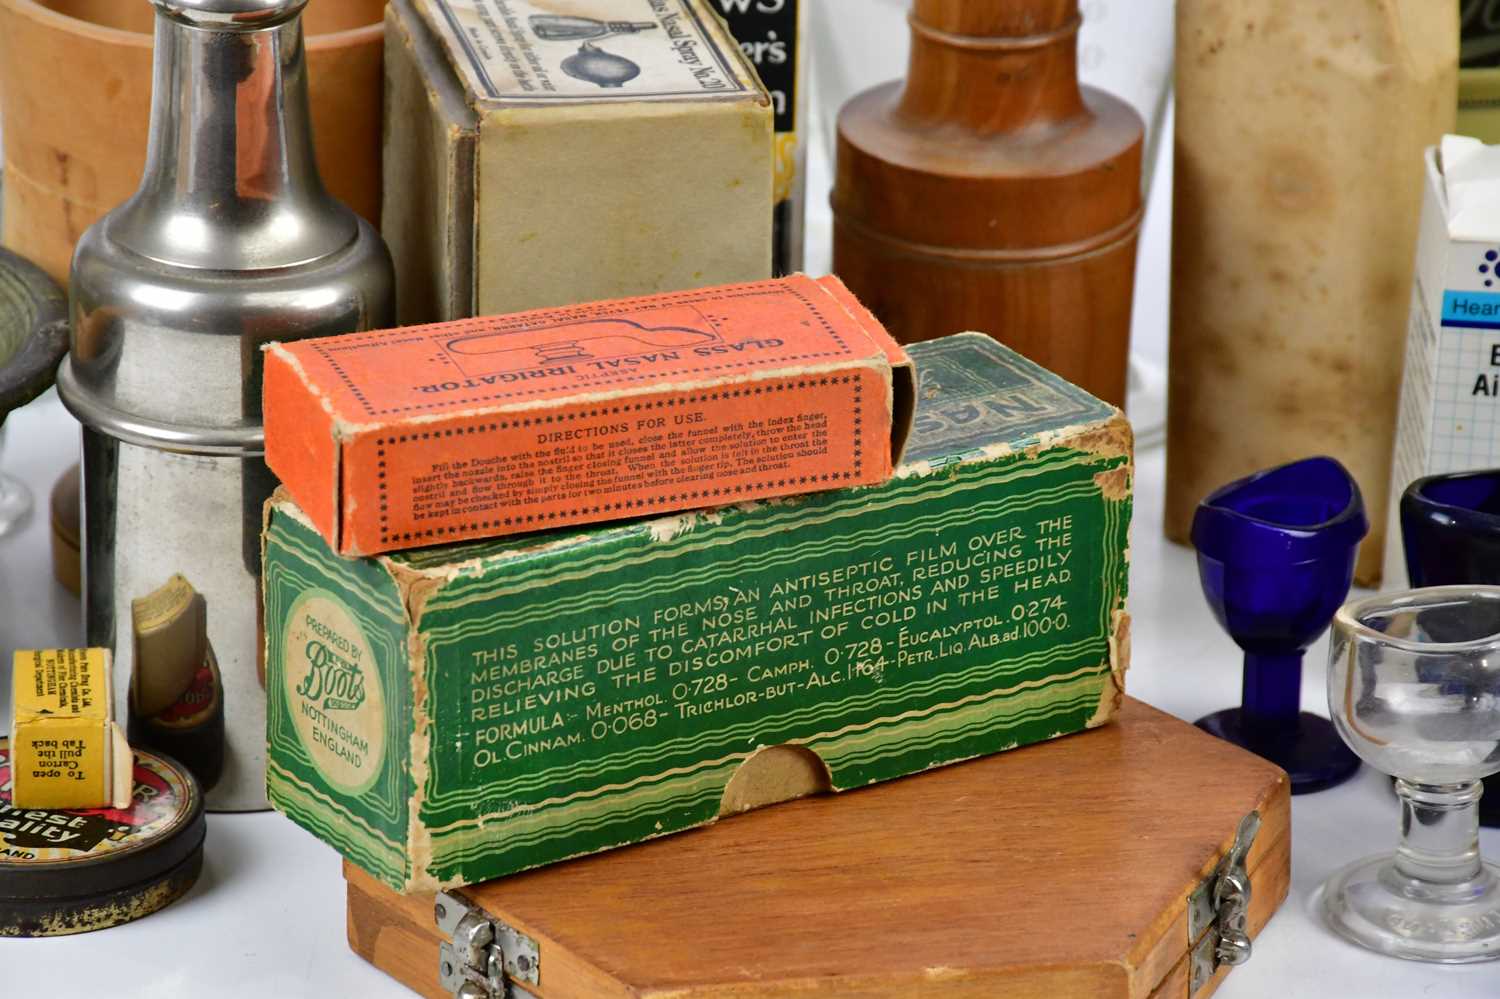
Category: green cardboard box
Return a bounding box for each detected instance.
[263,333,1133,893]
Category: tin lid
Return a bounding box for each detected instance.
[0,738,206,935]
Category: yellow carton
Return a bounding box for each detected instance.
[8,649,132,810]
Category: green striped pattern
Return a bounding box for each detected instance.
[421,450,1107,812]
[264,512,415,888]
[417,445,1128,887]
[262,336,1133,892]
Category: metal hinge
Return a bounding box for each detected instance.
[436,890,541,999]
[1187,811,1260,995]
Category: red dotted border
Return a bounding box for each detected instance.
[376,377,866,547]
[314,285,855,419]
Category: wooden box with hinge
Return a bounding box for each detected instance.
[343,699,1289,998]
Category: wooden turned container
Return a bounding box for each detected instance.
[832,0,1143,407]
[0,0,385,287]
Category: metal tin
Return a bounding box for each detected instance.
[0,738,206,937]
[55,0,394,811]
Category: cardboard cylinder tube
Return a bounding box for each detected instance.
[1168,0,1457,585]
[0,0,385,286]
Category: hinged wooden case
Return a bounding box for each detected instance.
[344,699,1289,998]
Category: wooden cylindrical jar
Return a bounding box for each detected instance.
[0,0,385,287]
[832,0,1144,406]
[1168,0,1456,586]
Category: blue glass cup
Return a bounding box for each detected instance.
[1402,470,1500,593]
[1401,469,1500,826]
[1192,456,1368,793]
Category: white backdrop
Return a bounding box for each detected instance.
[7,5,1497,998]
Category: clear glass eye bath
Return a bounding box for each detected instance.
[1192,456,1368,793]
[1322,586,1500,963]
[1401,468,1500,828]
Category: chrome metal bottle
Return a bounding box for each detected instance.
[57,0,394,811]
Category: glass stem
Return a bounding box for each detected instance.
[1241,651,1302,731]
[1394,779,1485,886]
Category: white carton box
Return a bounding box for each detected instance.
[1386,137,1500,585]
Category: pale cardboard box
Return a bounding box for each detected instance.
[384,0,775,324]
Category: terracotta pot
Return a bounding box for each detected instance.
[0,0,384,286]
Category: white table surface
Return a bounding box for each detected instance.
[4,106,1499,999]
[3,393,1498,999]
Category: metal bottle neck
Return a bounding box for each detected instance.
[109,8,355,271]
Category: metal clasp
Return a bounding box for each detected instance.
[436,891,541,999]
[1188,811,1260,994]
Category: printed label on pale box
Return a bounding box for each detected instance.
[416,0,757,103]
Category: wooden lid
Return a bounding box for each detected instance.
[833,0,1140,254]
[346,699,1290,998]
[911,0,1077,36]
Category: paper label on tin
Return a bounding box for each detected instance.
[1463,0,1500,68]
[417,0,755,103]
[712,0,798,133]
[0,745,190,863]
[283,591,388,797]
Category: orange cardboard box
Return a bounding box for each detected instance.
[264,275,914,557]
